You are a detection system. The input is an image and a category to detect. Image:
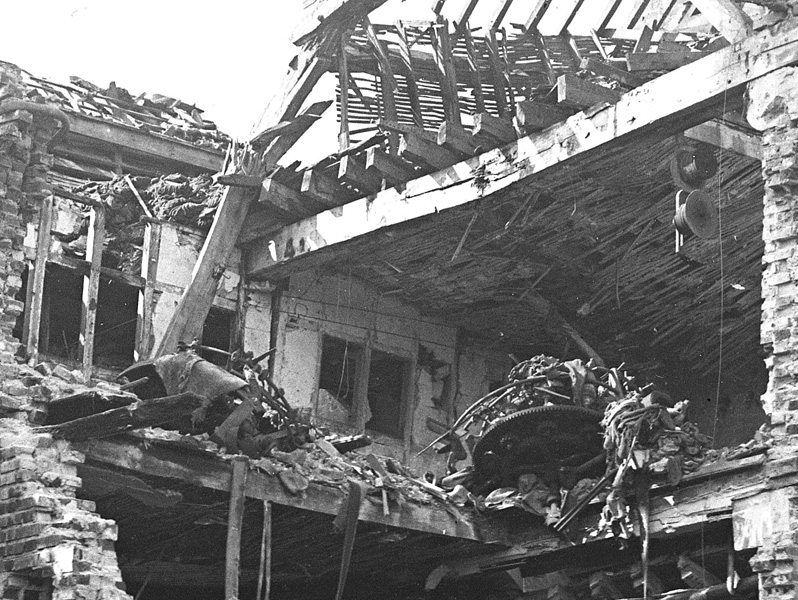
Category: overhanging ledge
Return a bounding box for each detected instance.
[245,17,798,279]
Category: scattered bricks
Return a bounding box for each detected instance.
[33,362,53,377]
[2,381,30,398]
[0,445,34,461]
[0,482,43,501]
[51,364,75,383]
[56,449,84,466]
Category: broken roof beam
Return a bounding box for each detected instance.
[689,0,753,42]
[78,437,483,542]
[292,0,390,45]
[245,17,798,278]
[64,114,223,173]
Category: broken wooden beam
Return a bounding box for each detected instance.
[580,57,645,89]
[135,220,161,361]
[515,100,572,131]
[338,154,383,194]
[260,101,333,166]
[35,392,206,441]
[626,51,709,72]
[472,112,515,145]
[257,501,273,600]
[155,185,258,355]
[689,0,753,42]
[557,73,621,109]
[77,464,182,508]
[245,17,798,276]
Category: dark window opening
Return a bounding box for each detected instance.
[366,349,408,438]
[39,264,83,361]
[319,336,362,408]
[93,278,138,369]
[201,306,234,366]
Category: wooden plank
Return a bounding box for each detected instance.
[557,73,622,109]
[49,254,146,290]
[395,21,424,128]
[22,195,53,363]
[365,146,418,184]
[432,18,462,126]
[626,51,709,71]
[338,154,384,193]
[226,455,248,600]
[36,392,205,441]
[689,0,753,42]
[463,27,486,114]
[244,17,798,277]
[79,206,105,383]
[135,221,161,361]
[77,437,482,541]
[527,27,557,86]
[515,100,572,130]
[65,115,223,173]
[580,57,645,88]
[526,0,555,30]
[684,119,762,161]
[154,186,257,356]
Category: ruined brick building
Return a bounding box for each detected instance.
[2,0,798,598]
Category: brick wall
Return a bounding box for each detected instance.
[0,61,55,364]
[0,416,132,600]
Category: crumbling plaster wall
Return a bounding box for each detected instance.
[273,270,510,472]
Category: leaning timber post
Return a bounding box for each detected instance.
[742,66,798,600]
[226,455,249,600]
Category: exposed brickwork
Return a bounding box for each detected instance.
[755,67,798,441]
[0,417,132,600]
[0,62,56,364]
[748,66,798,600]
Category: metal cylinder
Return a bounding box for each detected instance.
[678,147,718,186]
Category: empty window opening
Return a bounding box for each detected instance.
[201,306,234,366]
[39,264,82,361]
[93,278,138,369]
[366,349,408,439]
[319,336,363,408]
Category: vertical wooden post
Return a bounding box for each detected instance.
[463,27,486,114]
[225,455,248,600]
[485,30,508,118]
[338,35,351,152]
[365,20,399,153]
[135,221,161,361]
[256,501,272,600]
[23,194,53,363]
[395,21,425,129]
[80,205,105,383]
[432,18,461,127]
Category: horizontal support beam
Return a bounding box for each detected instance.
[244,18,798,278]
[64,114,224,172]
[684,119,762,161]
[77,437,484,542]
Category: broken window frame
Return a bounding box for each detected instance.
[316,331,414,441]
[21,192,237,379]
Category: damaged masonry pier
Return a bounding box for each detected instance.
[3,0,798,599]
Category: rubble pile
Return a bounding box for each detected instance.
[59,174,224,273]
[15,65,230,151]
